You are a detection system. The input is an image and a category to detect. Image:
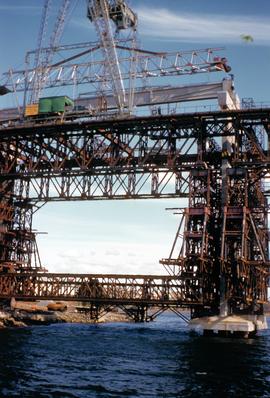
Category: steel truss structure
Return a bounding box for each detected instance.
[0,273,195,322]
[1,44,228,96]
[0,107,269,320]
[1,41,230,119]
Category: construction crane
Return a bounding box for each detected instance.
[28,0,71,104]
[87,0,137,114]
[29,0,51,104]
[0,0,232,118]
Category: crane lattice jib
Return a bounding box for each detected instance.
[46,0,71,63]
[4,46,230,94]
[31,0,71,104]
[87,0,136,113]
[29,0,52,104]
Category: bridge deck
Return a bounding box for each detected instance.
[0,272,202,307]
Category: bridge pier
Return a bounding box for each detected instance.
[189,314,268,337]
[120,304,149,322]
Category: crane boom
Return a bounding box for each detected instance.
[3,46,231,94]
[45,0,71,65]
[30,0,71,103]
[30,0,52,103]
[87,0,137,113]
[33,0,51,75]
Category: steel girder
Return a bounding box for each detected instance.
[0,273,202,305]
[0,108,269,202]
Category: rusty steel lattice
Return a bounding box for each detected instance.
[0,273,198,322]
[0,273,201,304]
[0,107,269,319]
[160,167,222,315]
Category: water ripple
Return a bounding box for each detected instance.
[0,314,269,397]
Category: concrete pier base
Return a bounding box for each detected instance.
[189,315,268,337]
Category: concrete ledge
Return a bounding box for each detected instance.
[189,315,268,335]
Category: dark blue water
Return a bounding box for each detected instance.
[0,313,270,398]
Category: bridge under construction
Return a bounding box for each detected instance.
[0,0,269,336]
[0,107,269,334]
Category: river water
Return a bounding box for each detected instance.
[0,313,270,397]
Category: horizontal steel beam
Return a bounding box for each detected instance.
[1,46,227,94]
[77,81,229,110]
[0,272,203,306]
[0,107,268,202]
[1,79,230,120]
[1,107,270,135]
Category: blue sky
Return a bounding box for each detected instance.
[0,1,270,274]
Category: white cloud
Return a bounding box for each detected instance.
[33,200,181,275]
[39,241,171,275]
[136,7,270,44]
[105,248,120,256]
